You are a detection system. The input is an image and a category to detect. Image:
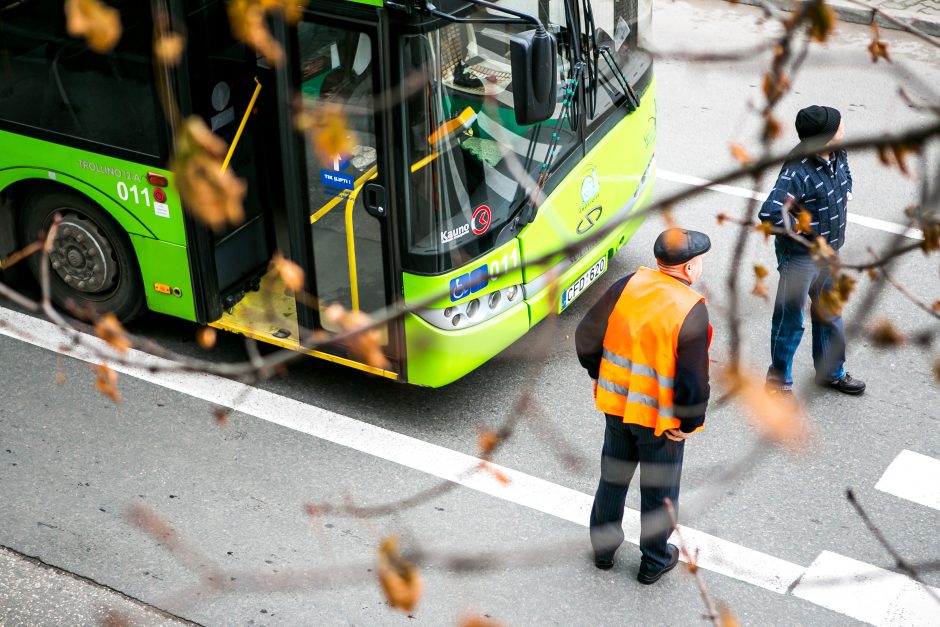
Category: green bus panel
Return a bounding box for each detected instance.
[128,235,197,321]
[0,131,196,320]
[518,77,658,284]
[404,303,530,388]
[402,238,525,309]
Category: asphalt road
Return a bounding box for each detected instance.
[2,1,940,625]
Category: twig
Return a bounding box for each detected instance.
[664,498,720,625]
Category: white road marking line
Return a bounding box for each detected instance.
[656,169,925,240]
[876,450,940,510]
[792,551,940,627]
[0,306,935,624]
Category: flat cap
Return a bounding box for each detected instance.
[654,228,711,265]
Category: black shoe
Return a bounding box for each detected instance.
[637,544,680,585]
[765,381,793,396]
[819,372,866,395]
[594,556,615,570]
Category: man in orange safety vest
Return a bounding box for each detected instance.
[576,228,712,584]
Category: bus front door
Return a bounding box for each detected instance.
[294,14,402,379]
[179,2,279,323]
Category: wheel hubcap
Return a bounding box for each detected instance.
[49,216,115,293]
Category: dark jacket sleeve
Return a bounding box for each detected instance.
[575,274,633,379]
[673,301,710,432]
[758,165,803,229]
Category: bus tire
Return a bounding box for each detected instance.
[19,191,146,322]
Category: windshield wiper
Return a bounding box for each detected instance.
[599,45,640,111]
[513,61,585,226]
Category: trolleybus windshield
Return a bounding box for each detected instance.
[400,0,578,274]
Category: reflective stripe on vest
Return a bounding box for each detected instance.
[595,267,708,436]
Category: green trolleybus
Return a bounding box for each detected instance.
[0,0,656,386]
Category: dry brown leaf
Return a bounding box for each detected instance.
[807,1,837,42]
[154,32,186,65]
[95,363,121,402]
[730,144,753,166]
[95,313,131,353]
[481,462,512,485]
[228,0,309,65]
[322,304,389,370]
[196,326,217,350]
[834,273,857,302]
[296,103,357,167]
[716,212,731,226]
[719,605,741,627]
[763,114,783,142]
[921,223,940,254]
[212,406,230,425]
[809,237,836,266]
[932,300,940,313]
[866,268,880,281]
[172,117,246,231]
[755,221,775,241]
[478,430,500,455]
[795,210,814,235]
[377,537,423,613]
[101,609,132,627]
[868,23,891,63]
[65,0,122,53]
[869,319,904,347]
[272,252,305,292]
[934,360,940,383]
[876,142,920,177]
[816,288,844,319]
[722,367,809,451]
[761,71,790,102]
[752,265,769,301]
[459,616,505,627]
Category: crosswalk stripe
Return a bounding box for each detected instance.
[876,449,940,510]
[792,551,940,627]
[0,305,936,624]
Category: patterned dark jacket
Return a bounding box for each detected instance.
[758,149,853,253]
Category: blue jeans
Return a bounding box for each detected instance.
[767,240,846,387]
[590,414,685,570]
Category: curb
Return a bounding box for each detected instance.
[730,0,940,37]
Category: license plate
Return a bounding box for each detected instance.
[561,256,607,311]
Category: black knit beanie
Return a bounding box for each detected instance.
[795,105,841,142]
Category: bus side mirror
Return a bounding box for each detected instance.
[510,27,558,126]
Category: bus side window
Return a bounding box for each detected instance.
[0,0,165,158]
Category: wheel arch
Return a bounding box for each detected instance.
[0,172,157,253]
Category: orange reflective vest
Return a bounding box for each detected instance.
[596,266,712,436]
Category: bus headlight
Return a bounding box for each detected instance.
[417,284,523,330]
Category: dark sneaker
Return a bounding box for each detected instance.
[637,544,680,585]
[819,372,866,395]
[765,381,793,395]
[594,556,614,570]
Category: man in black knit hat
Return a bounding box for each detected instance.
[758,105,866,395]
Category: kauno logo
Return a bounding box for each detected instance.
[440,224,470,244]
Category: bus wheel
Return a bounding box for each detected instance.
[20,191,146,322]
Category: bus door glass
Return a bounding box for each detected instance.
[184,4,278,316]
[297,19,395,362]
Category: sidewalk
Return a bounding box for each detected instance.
[732,0,940,37]
[0,546,191,627]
